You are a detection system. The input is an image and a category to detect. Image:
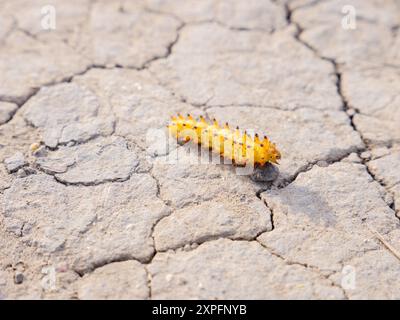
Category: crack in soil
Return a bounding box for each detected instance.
[71,236,346,300]
[3,0,399,299]
[0,11,184,127]
[144,265,153,300]
[284,3,397,199]
[279,1,400,293]
[256,239,349,299]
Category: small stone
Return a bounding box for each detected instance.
[165,274,173,282]
[14,272,24,284]
[29,142,41,153]
[183,244,191,251]
[343,153,361,163]
[346,108,356,117]
[316,160,328,167]
[250,163,279,182]
[360,151,372,160]
[16,168,27,178]
[4,152,27,173]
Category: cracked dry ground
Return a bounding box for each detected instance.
[0,0,399,300]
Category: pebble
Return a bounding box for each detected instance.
[316,160,328,167]
[14,273,24,284]
[250,163,279,182]
[360,151,371,160]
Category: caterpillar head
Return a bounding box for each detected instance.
[254,134,281,166]
[266,143,281,165]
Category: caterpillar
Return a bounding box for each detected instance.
[167,114,281,166]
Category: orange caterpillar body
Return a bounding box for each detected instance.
[168,114,281,166]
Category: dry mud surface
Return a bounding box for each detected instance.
[0,0,399,299]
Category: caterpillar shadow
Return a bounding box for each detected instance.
[262,184,337,228]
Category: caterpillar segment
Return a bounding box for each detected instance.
[167,114,281,166]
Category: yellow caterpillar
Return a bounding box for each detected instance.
[168,114,281,166]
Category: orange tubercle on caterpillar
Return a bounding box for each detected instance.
[167,113,281,166]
